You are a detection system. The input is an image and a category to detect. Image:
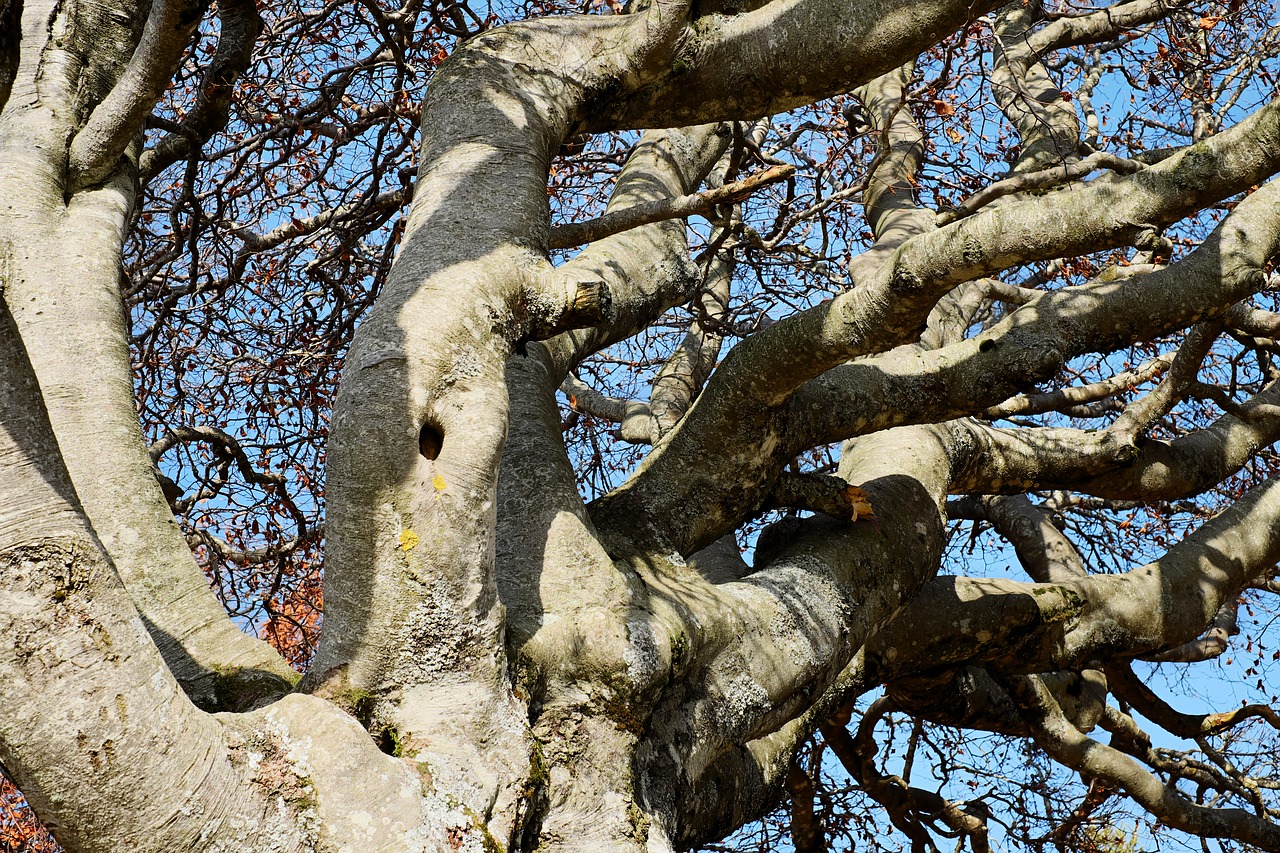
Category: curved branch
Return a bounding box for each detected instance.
[231,188,408,254]
[872,470,1280,681]
[786,754,827,853]
[560,373,631,422]
[648,251,734,438]
[595,159,1280,555]
[543,123,730,379]
[2,107,294,707]
[990,1,1083,172]
[1108,320,1222,446]
[138,0,263,184]
[820,699,991,852]
[1005,673,1280,850]
[1105,660,1280,738]
[949,493,1084,583]
[68,0,205,188]
[592,0,1005,130]
[148,424,309,544]
[1030,0,1193,54]
[0,296,305,850]
[854,60,932,246]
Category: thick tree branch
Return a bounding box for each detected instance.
[648,252,734,438]
[498,353,658,846]
[854,60,932,246]
[0,308,493,846]
[0,19,294,709]
[990,1,1083,173]
[1226,301,1280,339]
[639,426,954,842]
[543,124,730,380]
[232,188,409,253]
[872,470,1280,681]
[595,159,1280,555]
[1109,321,1222,445]
[68,0,205,188]
[765,471,876,522]
[0,296,305,851]
[949,493,1084,583]
[1141,597,1238,663]
[1030,0,1192,54]
[786,755,827,853]
[593,0,1005,130]
[560,373,630,422]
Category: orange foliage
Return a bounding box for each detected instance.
[0,773,59,853]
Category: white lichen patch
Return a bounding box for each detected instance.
[623,618,661,687]
[718,672,771,731]
[224,711,324,848]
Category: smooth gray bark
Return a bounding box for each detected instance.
[3,0,1280,849]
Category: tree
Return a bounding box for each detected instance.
[3,0,1280,848]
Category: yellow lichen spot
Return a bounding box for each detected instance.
[432,474,447,495]
[399,529,419,551]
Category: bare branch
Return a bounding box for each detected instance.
[1030,0,1193,53]
[952,494,1085,583]
[854,60,932,245]
[820,699,992,852]
[786,754,827,853]
[138,0,263,183]
[233,188,409,253]
[984,352,1172,420]
[560,374,658,443]
[648,252,734,437]
[592,99,1280,555]
[1108,320,1222,444]
[1005,673,1280,850]
[548,164,794,249]
[149,424,310,548]
[1106,660,1280,738]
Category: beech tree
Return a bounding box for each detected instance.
[5,0,1280,849]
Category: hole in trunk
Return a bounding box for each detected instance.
[375,726,404,757]
[419,423,443,460]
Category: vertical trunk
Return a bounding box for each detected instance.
[0,0,293,710]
